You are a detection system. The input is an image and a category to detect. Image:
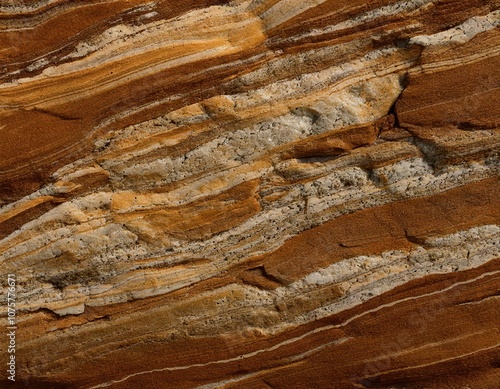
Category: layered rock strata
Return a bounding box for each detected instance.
[0,0,499,388]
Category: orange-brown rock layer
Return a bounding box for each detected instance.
[0,0,499,388]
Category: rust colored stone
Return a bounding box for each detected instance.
[262,178,499,284]
[1,1,499,387]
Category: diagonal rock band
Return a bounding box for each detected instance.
[0,0,499,388]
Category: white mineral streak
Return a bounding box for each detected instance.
[1,151,497,316]
[410,10,500,47]
[0,3,498,322]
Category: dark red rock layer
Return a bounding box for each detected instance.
[0,0,499,388]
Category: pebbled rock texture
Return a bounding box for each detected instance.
[0,0,499,388]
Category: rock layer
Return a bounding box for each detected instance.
[0,0,499,388]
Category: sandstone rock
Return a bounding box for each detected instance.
[0,1,499,388]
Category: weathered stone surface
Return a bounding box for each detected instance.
[0,0,499,388]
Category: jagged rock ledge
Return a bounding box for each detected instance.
[0,0,499,388]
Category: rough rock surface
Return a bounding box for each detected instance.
[0,0,499,388]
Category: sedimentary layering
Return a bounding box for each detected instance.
[1,0,499,388]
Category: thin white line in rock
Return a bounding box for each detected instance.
[360,342,500,380]
[340,269,500,327]
[361,329,489,365]
[194,337,351,389]
[87,269,499,388]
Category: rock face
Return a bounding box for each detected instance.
[0,1,499,388]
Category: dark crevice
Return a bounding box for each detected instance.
[258,265,285,285]
[42,268,101,291]
[31,307,61,319]
[404,230,426,245]
[407,136,440,173]
[388,98,401,129]
[395,37,411,48]
[456,122,494,131]
[28,106,81,121]
[388,72,409,130]
[239,265,285,290]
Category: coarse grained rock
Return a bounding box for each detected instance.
[0,1,499,388]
